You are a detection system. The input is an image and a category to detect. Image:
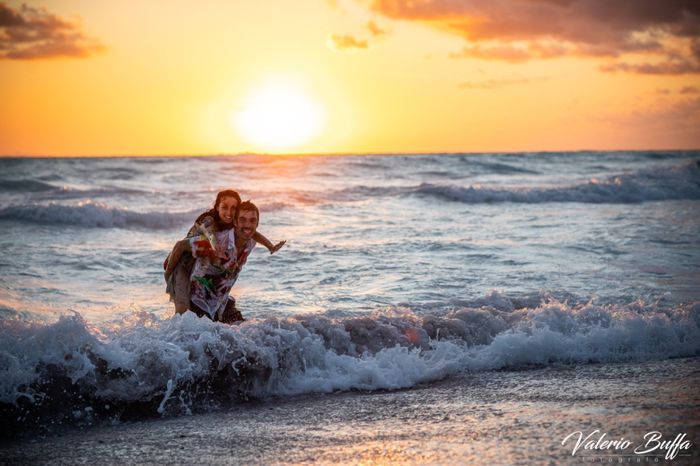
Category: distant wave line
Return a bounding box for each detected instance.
[333,160,700,204]
[0,201,293,229]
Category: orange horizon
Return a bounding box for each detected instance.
[2,147,699,160]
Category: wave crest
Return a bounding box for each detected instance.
[1,294,698,433]
[0,201,193,229]
[0,179,59,193]
[413,161,700,204]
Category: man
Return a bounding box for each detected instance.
[184,200,262,324]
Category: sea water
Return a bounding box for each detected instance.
[0,151,699,436]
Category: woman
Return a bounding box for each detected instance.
[164,189,284,316]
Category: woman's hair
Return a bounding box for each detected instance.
[194,189,241,229]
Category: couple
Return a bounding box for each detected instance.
[164,189,285,324]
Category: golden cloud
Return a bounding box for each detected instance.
[328,33,368,51]
[366,20,387,37]
[368,0,700,74]
[0,2,104,60]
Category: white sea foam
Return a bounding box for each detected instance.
[1,294,697,428]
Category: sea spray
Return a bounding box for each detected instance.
[1,295,698,435]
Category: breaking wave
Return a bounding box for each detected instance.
[465,160,540,175]
[0,180,58,193]
[0,179,150,198]
[330,161,700,204]
[0,201,195,229]
[1,293,698,434]
[413,161,700,204]
[0,200,292,230]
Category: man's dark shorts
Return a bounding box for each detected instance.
[189,298,244,324]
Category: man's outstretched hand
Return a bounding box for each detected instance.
[270,240,286,254]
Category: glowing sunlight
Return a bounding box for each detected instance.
[232,82,326,153]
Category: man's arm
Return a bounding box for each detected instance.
[253,231,286,254]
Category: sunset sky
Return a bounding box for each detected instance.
[1,0,699,156]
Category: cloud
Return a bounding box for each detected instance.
[366,20,387,37]
[600,58,700,75]
[0,2,104,60]
[328,33,368,51]
[327,21,388,53]
[367,0,700,74]
[450,41,570,63]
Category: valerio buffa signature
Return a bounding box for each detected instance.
[562,430,692,460]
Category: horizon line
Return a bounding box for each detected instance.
[1,148,699,159]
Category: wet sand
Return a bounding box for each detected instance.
[2,357,699,465]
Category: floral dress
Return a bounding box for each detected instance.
[189,227,256,320]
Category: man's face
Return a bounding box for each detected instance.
[235,209,258,241]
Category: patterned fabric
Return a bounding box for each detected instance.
[164,215,218,310]
[189,228,255,320]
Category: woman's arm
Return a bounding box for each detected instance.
[253,231,286,254]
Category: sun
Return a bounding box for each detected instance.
[232,81,326,153]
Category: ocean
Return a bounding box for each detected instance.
[1,151,699,464]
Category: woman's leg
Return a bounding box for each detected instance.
[169,253,195,314]
[164,240,190,281]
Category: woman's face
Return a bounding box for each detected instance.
[217,196,239,226]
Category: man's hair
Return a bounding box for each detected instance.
[236,200,259,226]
